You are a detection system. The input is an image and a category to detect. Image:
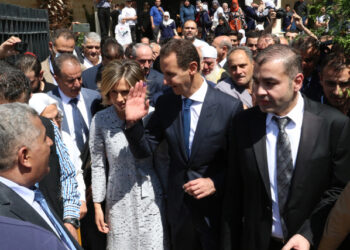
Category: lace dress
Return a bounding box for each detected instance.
[90,106,168,250]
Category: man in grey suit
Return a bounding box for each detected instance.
[47,54,101,213]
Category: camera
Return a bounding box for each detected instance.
[14,42,28,53]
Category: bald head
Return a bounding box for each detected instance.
[212,36,232,63]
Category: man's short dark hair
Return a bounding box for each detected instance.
[0,61,31,103]
[320,50,349,76]
[228,30,243,40]
[15,54,41,77]
[50,29,75,45]
[53,53,81,77]
[246,31,260,39]
[160,39,200,71]
[101,37,124,60]
[255,44,302,79]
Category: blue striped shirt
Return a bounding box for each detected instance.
[52,121,81,219]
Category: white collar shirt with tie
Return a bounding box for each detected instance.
[265,92,305,239]
[181,78,208,156]
[58,88,89,150]
[0,176,60,237]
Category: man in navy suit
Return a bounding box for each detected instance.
[0,103,82,250]
[82,37,124,91]
[0,216,67,250]
[124,39,243,250]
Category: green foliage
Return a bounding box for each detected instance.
[308,0,350,54]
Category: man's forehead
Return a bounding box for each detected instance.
[55,37,75,47]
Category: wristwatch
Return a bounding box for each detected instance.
[63,218,80,229]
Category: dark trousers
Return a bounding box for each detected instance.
[152,25,160,41]
[98,7,110,38]
[129,25,136,43]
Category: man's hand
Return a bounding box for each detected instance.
[183,178,216,199]
[0,36,21,59]
[125,81,149,127]
[293,11,303,29]
[64,223,78,241]
[282,234,310,250]
[79,200,87,219]
[94,203,109,234]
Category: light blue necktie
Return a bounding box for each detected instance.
[183,98,193,157]
[34,189,76,250]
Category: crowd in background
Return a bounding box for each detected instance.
[0,0,349,250]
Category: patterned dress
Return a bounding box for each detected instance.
[90,106,168,250]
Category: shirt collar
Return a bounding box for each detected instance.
[266,92,304,127]
[58,87,81,104]
[0,176,35,205]
[219,57,227,68]
[182,77,208,103]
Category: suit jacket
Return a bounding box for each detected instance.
[0,215,66,250]
[146,68,168,106]
[222,97,350,250]
[47,87,101,135]
[125,85,243,248]
[0,182,83,250]
[82,63,103,91]
[41,57,55,85]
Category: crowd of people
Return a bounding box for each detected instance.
[0,0,349,250]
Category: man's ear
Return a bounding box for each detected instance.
[49,42,53,52]
[18,146,31,169]
[294,72,304,91]
[39,70,44,81]
[189,61,198,75]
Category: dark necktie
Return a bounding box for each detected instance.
[69,98,88,153]
[182,98,193,157]
[34,189,75,250]
[273,116,293,239]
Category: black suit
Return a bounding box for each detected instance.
[222,97,350,250]
[0,182,83,250]
[126,85,243,250]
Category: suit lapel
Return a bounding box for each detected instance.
[251,110,271,199]
[0,182,56,235]
[189,87,219,163]
[81,89,92,125]
[289,100,323,196]
[51,88,69,134]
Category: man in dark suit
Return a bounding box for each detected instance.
[132,43,168,106]
[125,39,243,250]
[0,103,82,250]
[82,37,124,91]
[0,216,67,250]
[222,44,350,250]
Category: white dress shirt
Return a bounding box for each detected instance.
[265,92,304,239]
[58,88,89,146]
[182,78,208,155]
[219,57,227,68]
[83,56,101,69]
[0,176,60,237]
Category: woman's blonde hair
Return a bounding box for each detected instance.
[100,59,145,105]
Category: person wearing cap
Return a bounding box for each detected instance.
[121,0,137,43]
[200,45,226,84]
[157,11,178,43]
